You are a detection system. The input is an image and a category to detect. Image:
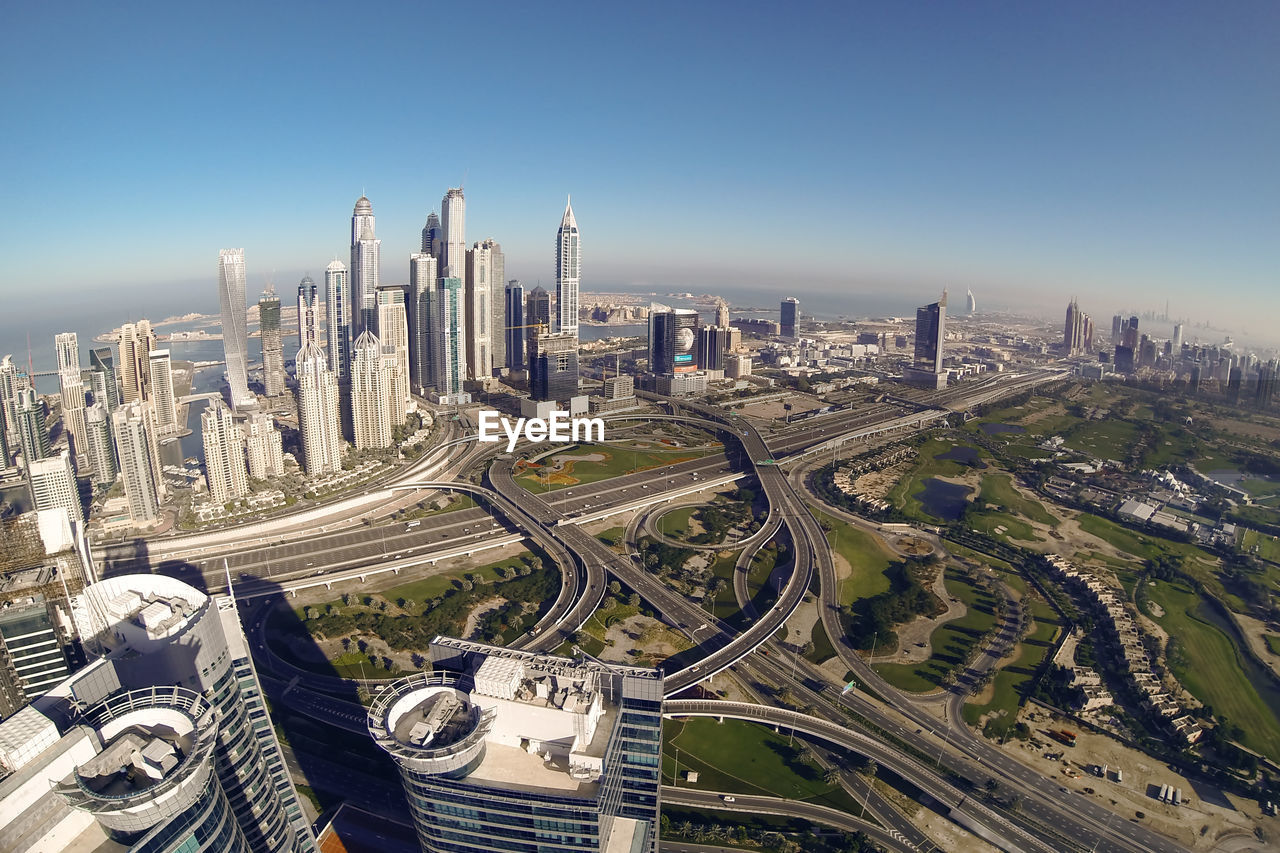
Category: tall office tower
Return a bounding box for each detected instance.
[370,638,663,853]
[351,197,381,336]
[325,259,352,383]
[89,347,120,411]
[1114,345,1136,374]
[648,308,700,375]
[1083,314,1095,352]
[376,286,411,424]
[297,275,320,350]
[1257,360,1277,409]
[780,297,799,338]
[1123,315,1140,349]
[697,325,727,373]
[15,387,51,464]
[57,364,87,465]
[408,253,439,396]
[295,344,342,475]
[73,574,317,852]
[1228,365,1244,401]
[422,210,443,257]
[528,326,580,402]
[505,280,526,372]
[464,243,494,381]
[0,595,71,706]
[242,412,284,480]
[84,402,117,486]
[351,331,393,450]
[218,250,254,411]
[54,332,79,373]
[117,320,155,404]
[913,291,947,374]
[715,299,730,329]
[148,349,179,435]
[527,285,551,329]
[259,288,286,396]
[1189,364,1202,393]
[1172,323,1184,353]
[112,402,164,523]
[202,401,248,504]
[440,188,466,280]
[1063,299,1085,356]
[432,275,468,404]
[480,240,506,370]
[0,354,20,444]
[1111,314,1124,346]
[28,450,82,523]
[556,198,581,337]
[965,288,977,315]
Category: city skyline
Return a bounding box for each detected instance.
[2,3,1276,345]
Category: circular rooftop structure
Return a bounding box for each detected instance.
[368,673,491,778]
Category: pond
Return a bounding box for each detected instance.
[979,422,1026,436]
[917,478,973,521]
[934,445,988,468]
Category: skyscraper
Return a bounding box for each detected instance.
[1111,314,1124,346]
[351,197,381,336]
[243,412,284,480]
[780,297,799,338]
[697,325,727,373]
[1123,315,1139,349]
[715,300,730,329]
[440,189,466,280]
[528,326,580,402]
[324,259,352,385]
[1064,299,1086,356]
[648,309,700,375]
[556,197,581,337]
[218,250,254,410]
[203,401,248,504]
[465,243,494,381]
[27,450,82,523]
[0,354,21,446]
[432,274,468,404]
[89,347,119,411]
[148,349,178,435]
[505,280,526,372]
[483,239,506,371]
[965,288,977,315]
[1172,323,1184,353]
[15,387,51,465]
[259,288,285,396]
[351,330,393,450]
[84,401,117,486]
[295,344,342,475]
[297,275,320,350]
[56,354,87,466]
[527,285,551,329]
[409,253,439,396]
[54,332,79,374]
[369,638,663,853]
[376,286,411,425]
[422,211,443,257]
[911,291,947,386]
[112,402,164,523]
[117,320,155,404]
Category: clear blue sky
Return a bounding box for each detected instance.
[2,1,1277,343]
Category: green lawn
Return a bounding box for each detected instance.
[1063,420,1140,461]
[516,442,701,491]
[1241,529,1280,564]
[1264,635,1280,656]
[596,526,626,550]
[873,571,1001,693]
[380,554,531,606]
[807,620,837,664]
[963,597,1062,737]
[810,507,895,604]
[1142,425,1201,469]
[657,506,697,540]
[978,474,1058,526]
[967,509,1040,544]
[663,718,862,815]
[1147,581,1280,762]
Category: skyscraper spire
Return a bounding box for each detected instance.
[556,196,580,338]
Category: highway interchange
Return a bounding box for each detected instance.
[93,367,1203,852]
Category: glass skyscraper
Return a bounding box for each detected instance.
[218,249,254,410]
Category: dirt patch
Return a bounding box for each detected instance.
[892,536,935,557]
[462,596,505,640]
[598,614,690,666]
[885,565,963,664]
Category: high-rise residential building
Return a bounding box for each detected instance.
[440,189,466,280]
[325,259,352,383]
[1172,323,1184,352]
[422,210,443,258]
[202,401,248,504]
[15,387,51,465]
[0,595,71,706]
[780,297,799,338]
[369,638,663,853]
[83,402,117,486]
[408,253,439,396]
[351,330,393,450]
[376,286,411,425]
[432,275,469,404]
[218,250,254,410]
[27,450,82,523]
[965,288,977,315]
[527,285,551,329]
[148,349,178,435]
[482,239,506,371]
[1064,299,1086,356]
[88,347,119,411]
[556,197,581,337]
[54,332,79,374]
[715,300,730,329]
[298,275,320,350]
[243,412,284,480]
[913,292,947,375]
[259,288,286,396]
[112,402,164,523]
[505,280,526,372]
[697,325,727,373]
[0,354,21,445]
[351,196,381,336]
[57,364,87,466]
[295,344,342,475]
[528,327,580,402]
[0,414,9,468]
[117,320,155,404]
[648,309,700,375]
[465,243,494,381]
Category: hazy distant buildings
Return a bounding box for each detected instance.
[556,198,581,337]
[297,275,320,350]
[259,288,285,396]
[325,259,351,382]
[203,401,248,504]
[1172,323,1184,352]
[295,344,342,475]
[147,349,178,436]
[715,299,730,329]
[351,331,393,450]
[1064,299,1090,356]
[965,288,977,315]
[351,196,381,337]
[780,297,799,338]
[505,280,526,372]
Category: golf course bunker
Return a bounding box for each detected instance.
[892,536,935,558]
